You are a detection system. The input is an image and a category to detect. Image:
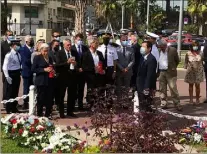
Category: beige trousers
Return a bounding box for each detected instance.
[159,71,180,104]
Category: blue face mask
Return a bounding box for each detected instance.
[55,37,60,41]
[8,35,14,41]
[15,46,21,51]
[193,46,198,51]
[140,47,146,56]
[121,41,128,47]
[77,40,83,46]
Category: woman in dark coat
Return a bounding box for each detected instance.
[32,43,55,118]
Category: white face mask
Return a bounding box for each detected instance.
[55,37,60,41]
[77,40,83,46]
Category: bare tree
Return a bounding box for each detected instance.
[74,0,87,37]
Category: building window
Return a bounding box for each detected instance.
[53,9,56,16]
[25,6,38,18]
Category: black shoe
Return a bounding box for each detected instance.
[204,100,207,103]
[67,112,78,118]
[23,103,29,110]
[78,107,85,111]
[60,114,65,118]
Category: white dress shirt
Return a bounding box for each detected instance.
[97,44,118,67]
[159,50,168,70]
[90,49,99,66]
[64,49,71,59]
[3,49,21,77]
[25,44,34,53]
[75,44,82,54]
[151,44,159,62]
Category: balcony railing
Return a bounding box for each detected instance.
[4,0,46,4]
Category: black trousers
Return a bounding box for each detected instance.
[23,76,33,105]
[59,72,77,116]
[105,66,114,85]
[2,72,6,101]
[4,70,21,113]
[205,71,207,99]
[85,72,105,107]
[76,72,85,109]
[36,79,54,117]
[138,92,153,112]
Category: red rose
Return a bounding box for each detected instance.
[57,150,62,153]
[34,119,39,125]
[30,127,35,133]
[39,127,45,131]
[11,119,17,124]
[12,128,16,133]
[18,129,24,135]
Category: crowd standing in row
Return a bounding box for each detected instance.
[1,30,207,118]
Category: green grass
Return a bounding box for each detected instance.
[192,143,207,153]
[178,60,184,68]
[1,129,34,153]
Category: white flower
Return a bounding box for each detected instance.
[194,133,202,143]
[33,146,38,150]
[36,125,44,130]
[13,123,17,129]
[22,130,28,137]
[41,143,48,148]
[37,135,43,140]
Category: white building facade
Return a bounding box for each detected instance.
[4,0,75,35]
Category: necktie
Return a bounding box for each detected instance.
[16,52,21,67]
[67,52,70,59]
[78,46,81,57]
[105,46,107,67]
[123,47,126,57]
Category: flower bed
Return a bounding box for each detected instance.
[1,114,80,153]
[179,121,207,145]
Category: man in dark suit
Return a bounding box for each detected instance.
[56,38,79,118]
[130,34,141,88]
[48,40,60,108]
[1,30,14,101]
[71,33,88,111]
[81,37,106,108]
[19,35,34,109]
[137,41,157,112]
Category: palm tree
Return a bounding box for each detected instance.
[187,0,207,34]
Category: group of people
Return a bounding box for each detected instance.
[1,29,207,118]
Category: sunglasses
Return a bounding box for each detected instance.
[53,35,60,38]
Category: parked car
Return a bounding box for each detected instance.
[192,37,207,46]
[161,29,175,37]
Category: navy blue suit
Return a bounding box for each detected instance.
[19,45,34,106]
[136,53,157,112]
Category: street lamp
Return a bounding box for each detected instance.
[177,0,184,59]
[29,0,31,35]
[14,18,17,36]
[146,0,150,31]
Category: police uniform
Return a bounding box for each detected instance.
[97,44,118,84]
[2,40,21,113]
[146,32,160,63]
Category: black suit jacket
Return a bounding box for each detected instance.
[131,43,141,85]
[1,41,10,71]
[71,44,88,58]
[137,53,157,92]
[32,55,53,86]
[48,49,58,64]
[55,49,79,81]
[81,49,105,73]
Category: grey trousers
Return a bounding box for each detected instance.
[159,71,180,104]
[116,72,132,96]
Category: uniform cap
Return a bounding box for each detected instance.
[146,31,159,39]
